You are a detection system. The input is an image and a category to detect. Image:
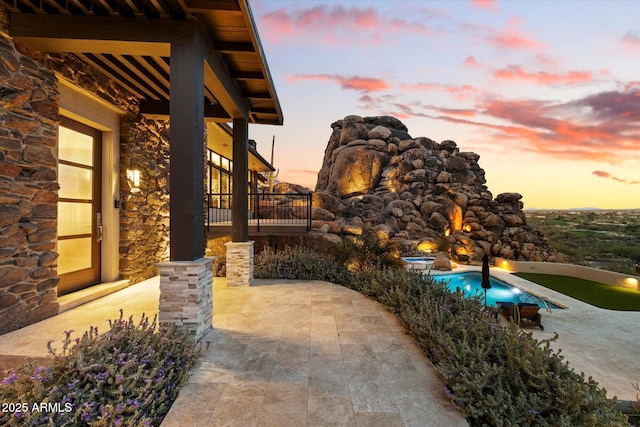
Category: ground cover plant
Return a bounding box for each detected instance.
[514,273,640,311]
[0,312,200,426]
[255,238,629,426]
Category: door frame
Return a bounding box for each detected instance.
[57,117,102,294]
[58,77,123,287]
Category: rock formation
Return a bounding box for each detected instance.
[305,115,556,264]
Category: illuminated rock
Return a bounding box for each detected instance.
[304,115,557,263]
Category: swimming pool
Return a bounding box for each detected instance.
[431,272,562,309]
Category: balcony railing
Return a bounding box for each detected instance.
[206,192,312,233]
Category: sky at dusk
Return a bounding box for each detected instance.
[247,0,640,209]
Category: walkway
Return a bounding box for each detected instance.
[0,277,467,427]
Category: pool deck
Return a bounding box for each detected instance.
[0,264,638,427]
[430,266,640,402]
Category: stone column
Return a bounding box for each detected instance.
[225,241,254,286]
[158,257,214,342]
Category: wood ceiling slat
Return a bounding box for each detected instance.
[174,0,191,19]
[0,0,21,12]
[98,53,164,99]
[138,55,170,87]
[67,0,95,15]
[117,54,169,98]
[120,0,144,16]
[42,0,71,14]
[18,0,47,13]
[76,53,148,99]
[90,0,119,16]
[140,0,169,18]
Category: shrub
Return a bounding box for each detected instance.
[254,246,350,284]
[0,312,200,426]
[256,247,628,426]
[329,233,405,272]
[356,270,627,426]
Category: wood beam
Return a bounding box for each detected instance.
[195,23,249,120]
[9,13,196,50]
[169,41,205,261]
[186,0,240,12]
[140,100,229,120]
[232,117,249,242]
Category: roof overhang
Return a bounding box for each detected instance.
[5,0,283,125]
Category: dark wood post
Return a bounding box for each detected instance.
[232,117,249,242]
[169,40,205,261]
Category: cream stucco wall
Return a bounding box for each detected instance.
[495,258,639,291]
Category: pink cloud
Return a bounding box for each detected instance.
[471,0,498,9]
[622,31,640,46]
[464,55,482,68]
[289,74,390,92]
[398,82,479,101]
[373,84,639,165]
[493,65,593,85]
[259,4,433,45]
[475,86,640,163]
[592,170,639,185]
[466,17,544,50]
[592,171,611,178]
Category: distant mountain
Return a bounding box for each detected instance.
[525,207,601,211]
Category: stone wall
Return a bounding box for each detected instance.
[1,12,172,333]
[119,118,171,282]
[0,17,61,334]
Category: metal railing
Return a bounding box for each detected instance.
[206,192,312,232]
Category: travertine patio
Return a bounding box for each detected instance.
[1,271,638,426]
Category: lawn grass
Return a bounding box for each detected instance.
[514,272,640,311]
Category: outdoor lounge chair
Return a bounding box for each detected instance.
[496,301,544,330]
[517,303,544,330]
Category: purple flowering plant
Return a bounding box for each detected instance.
[254,244,630,426]
[0,312,200,426]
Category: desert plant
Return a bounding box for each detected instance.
[357,270,627,426]
[437,236,451,252]
[0,312,200,426]
[254,246,350,284]
[330,233,404,272]
[252,247,628,425]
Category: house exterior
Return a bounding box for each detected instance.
[0,0,283,336]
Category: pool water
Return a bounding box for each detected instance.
[432,272,561,309]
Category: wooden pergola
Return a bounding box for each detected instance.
[5,0,283,261]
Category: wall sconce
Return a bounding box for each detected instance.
[126,167,141,188]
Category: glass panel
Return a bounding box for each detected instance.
[58,238,92,275]
[58,202,92,237]
[59,126,93,166]
[221,173,229,194]
[211,153,220,167]
[221,158,229,171]
[211,169,220,193]
[59,164,92,200]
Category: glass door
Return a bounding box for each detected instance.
[57,117,102,295]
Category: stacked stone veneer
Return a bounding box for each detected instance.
[0,10,174,333]
[0,17,61,334]
[225,241,254,286]
[118,119,171,282]
[158,257,214,342]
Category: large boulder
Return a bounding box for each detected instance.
[304,115,556,264]
[326,146,388,197]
